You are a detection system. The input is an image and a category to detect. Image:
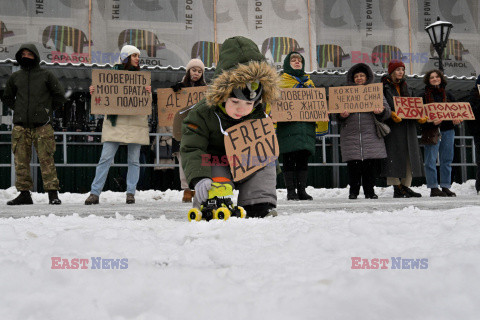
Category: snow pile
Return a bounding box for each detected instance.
[1,179,478,204]
[0,182,479,319]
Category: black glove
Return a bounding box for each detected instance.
[171,82,186,92]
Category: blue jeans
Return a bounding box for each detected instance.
[90,142,141,195]
[424,129,455,189]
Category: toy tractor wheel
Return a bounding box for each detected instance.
[213,207,231,220]
[237,206,246,219]
[188,208,202,222]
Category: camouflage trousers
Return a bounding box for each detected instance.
[11,124,59,191]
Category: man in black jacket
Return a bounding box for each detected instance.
[2,43,66,205]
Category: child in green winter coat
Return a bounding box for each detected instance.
[180,36,280,218]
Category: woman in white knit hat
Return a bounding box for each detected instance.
[169,58,207,202]
[85,45,151,205]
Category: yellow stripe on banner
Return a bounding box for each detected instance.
[60,26,65,51]
[72,27,75,50]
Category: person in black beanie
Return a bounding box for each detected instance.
[468,74,480,194]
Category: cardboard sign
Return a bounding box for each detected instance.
[91,69,151,115]
[157,86,207,126]
[270,88,328,122]
[328,83,383,113]
[394,97,425,119]
[224,117,279,182]
[424,102,475,121]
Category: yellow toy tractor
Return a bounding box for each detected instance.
[188,177,246,221]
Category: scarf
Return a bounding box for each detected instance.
[280,73,314,89]
[382,75,410,97]
[424,84,447,103]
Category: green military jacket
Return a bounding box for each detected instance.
[181,99,267,188]
[2,44,66,128]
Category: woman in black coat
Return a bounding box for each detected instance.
[381,60,425,198]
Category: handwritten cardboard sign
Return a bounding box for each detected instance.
[224,117,279,182]
[157,86,207,126]
[328,83,383,113]
[424,102,475,121]
[91,69,151,115]
[394,97,425,119]
[270,88,328,122]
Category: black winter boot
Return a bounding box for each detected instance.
[7,191,33,205]
[243,203,277,218]
[283,171,299,200]
[48,190,62,205]
[441,188,456,197]
[430,188,447,197]
[393,185,410,198]
[296,170,313,200]
[402,185,422,197]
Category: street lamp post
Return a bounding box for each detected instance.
[425,17,453,73]
[425,17,453,72]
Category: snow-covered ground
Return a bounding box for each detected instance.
[1,181,479,320]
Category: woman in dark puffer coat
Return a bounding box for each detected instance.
[338,63,391,199]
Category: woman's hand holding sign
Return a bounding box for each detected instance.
[373,105,384,114]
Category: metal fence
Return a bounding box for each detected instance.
[0,130,477,189]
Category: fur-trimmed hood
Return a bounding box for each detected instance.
[206,60,280,106]
[206,36,280,107]
[347,63,374,85]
